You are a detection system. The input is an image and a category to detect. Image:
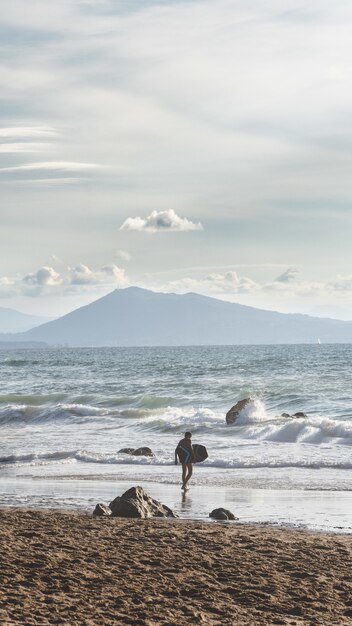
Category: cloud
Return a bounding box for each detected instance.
[0,263,128,298]
[22,266,63,296]
[0,143,54,153]
[0,126,58,139]
[274,267,299,283]
[69,263,126,286]
[165,271,258,296]
[327,275,352,292]
[155,269,352,307]
[0,277,17,299]
[120,209,203,232]
[0,161,102,173]
[114,249,131,262]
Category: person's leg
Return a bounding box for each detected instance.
[182,464,187,488]
[183,463,193,489]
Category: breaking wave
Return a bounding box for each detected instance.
[0,397,351,446]
[1,448,352,470]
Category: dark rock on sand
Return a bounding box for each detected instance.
[109,486,177,519]
[118,447,154,457]
[93,503,112,517]
[209,508,238,521]
[226,398,252,425]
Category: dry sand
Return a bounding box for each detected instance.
[0,508,351,626]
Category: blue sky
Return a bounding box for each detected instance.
[1,0,352,318]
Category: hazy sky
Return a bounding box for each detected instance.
[1,0,352,318]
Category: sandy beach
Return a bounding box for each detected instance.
[0,508,351,626]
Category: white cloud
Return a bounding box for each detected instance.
[274,267,299,283]
[0,161,102,173]
[165,271,259,296]
[0,277,16,299]
[22,267,62,296]
[120,209,203,232]
[327,275,352,292]
[69,263,126,286]
[23,266,62,287]
[0,143,54,153]
[0,263,128,299]
[114,249,131,262]
[0,126,58,139]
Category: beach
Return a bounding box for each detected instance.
[1,345,352,623]
[0,508,351,626]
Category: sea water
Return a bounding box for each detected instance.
[0,345,351,531]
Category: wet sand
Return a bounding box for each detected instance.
[0,508,351,626]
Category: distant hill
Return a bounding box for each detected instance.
[0,307,53,333]
[5,287,352,346]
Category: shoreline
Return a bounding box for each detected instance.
[0,507,351,625]
[1,473,351,533]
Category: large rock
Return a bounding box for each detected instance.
[226,398,252,425]
[118,447,154,457]
[109,486,176,519]
[209,508,238,521]
[93,503,112,517]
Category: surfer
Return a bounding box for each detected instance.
[175,431,194,491]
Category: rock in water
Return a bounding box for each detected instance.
[226,398,252,425]
[118,447,154,457]
[109,486,177,519]
[132,447,154,457]
[93,503,112,517]
[209,508,238,521]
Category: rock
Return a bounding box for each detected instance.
[226,398,252,425]
[109,486,177,519]
[118,447,154,457]
[93,503,112,517]
[281,413,290,418]
[132,447,154,457]
[293,412,307,418]
[209,508,238,521]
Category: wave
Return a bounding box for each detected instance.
[2,359,40,367]
[0,396,351,446]
[133,402,352,446]
[1,448,352,470]
[0,402,109,425]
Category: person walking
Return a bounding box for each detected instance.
[175,431,194,490]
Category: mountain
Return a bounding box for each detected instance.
[0,307,54,333]
[5,286,352,346]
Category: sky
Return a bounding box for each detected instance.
[1,0,352,319]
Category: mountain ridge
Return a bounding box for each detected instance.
[0,307,54,334]
[2,286,351,346]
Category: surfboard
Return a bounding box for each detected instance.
[177,444,208,464]
[193,444,208,463]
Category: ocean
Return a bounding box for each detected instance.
[1,345,351,531]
